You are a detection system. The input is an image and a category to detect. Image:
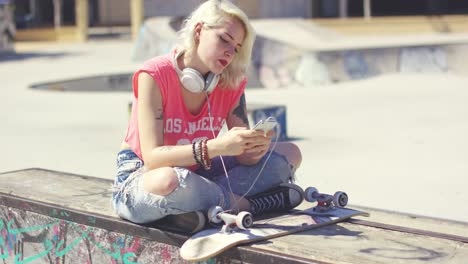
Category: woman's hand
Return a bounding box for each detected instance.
[207,127,271,157]
[245,129,274,154]
[207,128,275,165]
[238,130,275,164]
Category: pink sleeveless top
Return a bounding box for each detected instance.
[123,51,246,166]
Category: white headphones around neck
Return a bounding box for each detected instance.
[172,50,220,93]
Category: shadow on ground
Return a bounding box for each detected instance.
[0,51,76,62]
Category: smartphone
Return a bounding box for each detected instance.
[253,117,277,133]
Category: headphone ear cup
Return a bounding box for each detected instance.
[181,68,205,93]
[205,73,219,93]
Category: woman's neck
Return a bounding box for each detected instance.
[182,50,209,76]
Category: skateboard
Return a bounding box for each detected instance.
[180,187,369,261]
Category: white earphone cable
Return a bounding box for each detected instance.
[236,132,279,203]
[205,92,278,213]
[205,93,238,211]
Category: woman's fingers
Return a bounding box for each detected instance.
[266,130,276,138]
[244,138,269,150]
[245,147,268,160]
[230,126,248,131]
[245,141,270,153]
[226,127,272,155]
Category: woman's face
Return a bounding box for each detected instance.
[195,16,245,75]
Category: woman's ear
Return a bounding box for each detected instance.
[194,22,203,41]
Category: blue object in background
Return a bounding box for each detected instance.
[252,105,288,141]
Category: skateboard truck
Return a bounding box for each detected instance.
[208,206,253,233]
[304,187,348,213]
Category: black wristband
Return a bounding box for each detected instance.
[192,141,201,166]
[197,140,204,168]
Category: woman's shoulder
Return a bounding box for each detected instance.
[139,52,174,74]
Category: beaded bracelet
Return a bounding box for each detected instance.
[202,139,211,170]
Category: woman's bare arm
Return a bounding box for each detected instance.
[137,72,216,169]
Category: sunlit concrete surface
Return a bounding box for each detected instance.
[1,39,467,223]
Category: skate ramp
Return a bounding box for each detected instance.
[132,17,468,88]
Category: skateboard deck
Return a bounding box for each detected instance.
[180,206,369,261]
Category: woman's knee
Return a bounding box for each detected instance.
[142,167,179,196]
[274,142,302,168]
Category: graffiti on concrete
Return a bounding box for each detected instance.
[128,16,468,88]
[293,46,454,86]
[252,36,302,89]
[400,46,447,73]
[252,33,461,88]
[295,53,330,87]
[0,206,209,264]
[343,51,371,80]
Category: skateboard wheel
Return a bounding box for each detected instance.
[236,211,253,230]
[305,187,318,202]
[333,191,348,207]
[208,206,223,224]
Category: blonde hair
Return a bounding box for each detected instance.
[177,0,255,89]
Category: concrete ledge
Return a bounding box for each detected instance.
[2,168,468,264]
[313,15,468,36]
[30,73,133,92]
[0,169,268,263]
[15,27,81,42]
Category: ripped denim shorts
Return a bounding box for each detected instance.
[111,149,295,224]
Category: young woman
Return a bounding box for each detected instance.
[112,0,303,225]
